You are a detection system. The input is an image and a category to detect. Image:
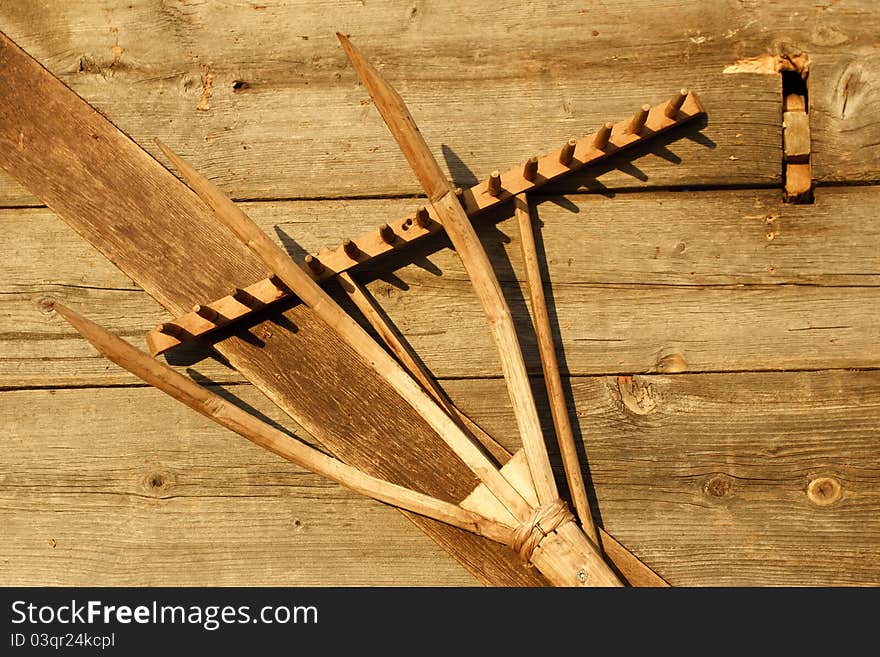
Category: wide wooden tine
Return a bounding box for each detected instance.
[514,194,599,548]
[154,138,532,522]
[52,301,513,544]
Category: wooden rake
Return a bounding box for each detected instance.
[53,35,705,587]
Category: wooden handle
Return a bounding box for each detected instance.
[431,191,559,505]
[514,195,598,546]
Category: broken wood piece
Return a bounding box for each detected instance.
[54,302,513,544]
[514,194,598,548]
[783,111,810,163]
[785,162,813,203]
[783,90,813,203]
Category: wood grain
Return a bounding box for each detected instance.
[3,369,878,586]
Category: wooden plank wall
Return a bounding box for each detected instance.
[1,0,878,585]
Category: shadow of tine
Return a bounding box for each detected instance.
[186,368,308,442]
[274,225,311,262]
[441,144,480,189]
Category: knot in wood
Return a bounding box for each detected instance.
[807,476,843,506]
[509,499,575,562]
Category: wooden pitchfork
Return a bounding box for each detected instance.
[51,35,686,587]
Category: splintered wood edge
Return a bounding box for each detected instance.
[148,91,706,355]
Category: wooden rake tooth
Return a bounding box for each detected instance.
[522,156,539,182]
[665,88,689,118]
[52,302,513,545]
[593,122,613,150]
[486,170,502,197]
[626,104,651,135]
[414,205,431,228]
[304,254,325,276]
[378,223,396,245]
[230,287,259,307]
[342,238,361,259]
[157,322,184,338]
[193,304,219,323]
[559,138,577,166]
[266,271,288,291]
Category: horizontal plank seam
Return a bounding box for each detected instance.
[5,366,880,393]
[3,181,880,212]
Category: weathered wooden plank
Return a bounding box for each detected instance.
[4,1,879,199]
[0,30,544,587]
[0,1,791,206]
[455,371,880,586]
[0,386,476,586]
[7,280,877,386]
[3,369,878,586]
[6,187,880,290]
[800,45,880,185]
[5,187,880,386]
[6,187,880,294]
